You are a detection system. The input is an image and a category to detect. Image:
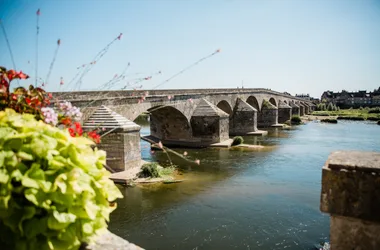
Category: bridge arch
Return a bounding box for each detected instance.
[217,100,232,115]
[246,96,260,111]
[269,97,277,107]
[149,105,192,141]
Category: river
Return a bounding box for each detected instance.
[109,120,380,249]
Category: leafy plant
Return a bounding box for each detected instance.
[139,162,160,178]
[0,109,123,250]
[232,136,244,146]
[291,115,302,125]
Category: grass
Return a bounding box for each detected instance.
[311,108,380,121]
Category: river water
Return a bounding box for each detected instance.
[109,120,379,249]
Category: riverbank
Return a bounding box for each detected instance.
[311,108,380,121]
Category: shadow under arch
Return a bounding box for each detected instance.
[217,100,232,115]
[269,97,277,107]
[148,105,192,141]
[246,96,260,111]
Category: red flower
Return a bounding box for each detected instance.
[11,94,17,100]
[16,71,29,79]
[74,122,83,136]
[25,97,31,105]
[68,128,75,137]
[48,93,52,98]
[61,117,72,126]
[87,130,101,143]
[7,70,16,81]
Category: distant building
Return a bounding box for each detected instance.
[295,93,319,104]
[321,87,380,108]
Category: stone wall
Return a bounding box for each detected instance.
[257,107,278,127]
[320,151,380,250]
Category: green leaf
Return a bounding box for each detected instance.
[0,169,9,184]
[47,211,76,230]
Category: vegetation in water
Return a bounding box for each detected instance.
[291,115,302,125]
[321,118,338,124]
[311,108,380,121]
[0,109,123,250]
[139,162,175,178]
[232,136,244,146]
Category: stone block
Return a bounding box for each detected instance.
[320,151,380,250]
[320,151,380,221]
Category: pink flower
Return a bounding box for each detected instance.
[188,98,193,103]
[195,159,200,165]
[183,151,188,156]
[158,141,163,149]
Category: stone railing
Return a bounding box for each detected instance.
[320,151,380,250]
[51,88,310,103]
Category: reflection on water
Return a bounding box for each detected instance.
[109,120,380,249]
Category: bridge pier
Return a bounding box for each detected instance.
[289,102,300,117]
[229,98,258,135]
[83,106,142,172]
[278,101,292,124]
[299,104,305,116]
[190,99,230,146]
[257,100,278,128]
[303,104,310,114]
[321,151,380,250]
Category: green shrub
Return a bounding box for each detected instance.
[369,107,380,114]
[232,136,244,146]
[321,118,338,124]
[291,115,302,125]
[139,163,160,178]
[0,109,122,250]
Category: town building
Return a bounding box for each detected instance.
[321,87,380,108]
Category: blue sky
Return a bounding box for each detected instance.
[0,0,379,98]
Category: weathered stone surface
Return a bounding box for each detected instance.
[278,101,292,124]
[229,98,257,135]
[257,101,278,127]
[83,106,141,172]
[321,151,380,222]
[329,215,380,250]
[320,151,380,250]
[190,99,229,145]
[86,230,144,250]
[289,102,300,116]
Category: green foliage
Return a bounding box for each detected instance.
[139,163,160,178]
[0,109,123,250]
[291,115,302,125]
[321,118,338,124]
[369,107,380,114]
[158,166,175,177]
[232,136,244,146]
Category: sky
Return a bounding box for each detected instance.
[0,0,379,98]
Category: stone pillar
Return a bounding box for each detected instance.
[190,99,230,146]
[83,105,141,172]
[303,104,310,114]
[278,101,292,124]
[320,151,380,250]
[229,97,258,135]
[257,100,278,127]
[299,104,305,116]
[289,102,300,117]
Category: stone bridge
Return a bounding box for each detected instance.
[53,88,315,147]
